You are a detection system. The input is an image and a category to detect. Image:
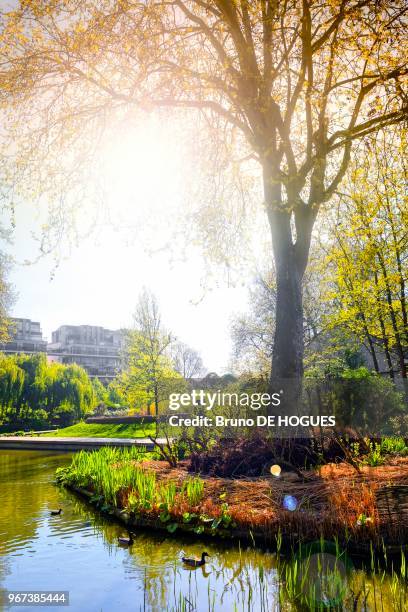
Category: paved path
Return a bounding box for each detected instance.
[0,436,160,451]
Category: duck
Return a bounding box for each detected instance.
[182,552,210,567]
[118,532,134,546]
[50,508,62,516]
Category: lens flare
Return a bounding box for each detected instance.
[270,464,281,477]
[295,541,354,607]
[283,495,298,511]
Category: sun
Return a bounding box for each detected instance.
[99,115,186,235]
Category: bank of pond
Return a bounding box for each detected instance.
[1,448,408,611]
[54,445,408,610]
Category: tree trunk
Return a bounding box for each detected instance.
[263,161,316,398]
[272,241,304,379]
[364,333,380,373]
[154,382,159,417]
[267,207,306,381]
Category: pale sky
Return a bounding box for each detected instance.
[2,117,265,373]
[7,232,249,373]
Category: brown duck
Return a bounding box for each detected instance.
[118,532,134,546]
[182,552,210,567]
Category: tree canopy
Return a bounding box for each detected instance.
[0,1,406,380]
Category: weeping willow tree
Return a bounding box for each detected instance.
[0,1,407,385]
[0,353,94,430]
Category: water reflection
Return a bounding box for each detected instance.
[0,451,278,611]
[0,450,406,611]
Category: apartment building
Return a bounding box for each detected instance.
[48,324,123,381]
[0,317,47,354]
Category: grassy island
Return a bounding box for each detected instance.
[57,443,408,553]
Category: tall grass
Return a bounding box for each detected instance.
[158,546,408,612]
[57,447,152,506]
[182,477,204,506]
[58,447,205,512]
[159,480,177,509]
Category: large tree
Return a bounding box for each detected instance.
[231,250,327,374]
[0,1,407,381]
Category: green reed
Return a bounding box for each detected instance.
[279,543,408,611]
[58,447,205,512]
[182,477,204,506]
[164,548,408,612]
[159,480,177,509]
[58,447,155,506]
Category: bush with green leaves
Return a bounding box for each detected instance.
[305,360,405,436]
[380,436,408,456]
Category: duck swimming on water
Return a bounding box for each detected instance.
[118,532,134,546]
[182,552,210,567]
[50,508,62,516]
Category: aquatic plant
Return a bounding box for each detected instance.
[162,544,408,612]
[56,447,148,505]
[57,447,207,519]
[182,477,204,507]
[380,437,408,456]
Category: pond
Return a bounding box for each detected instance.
[0,450,406,611]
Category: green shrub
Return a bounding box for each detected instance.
[305,361,405,435]
[380,437,408,456]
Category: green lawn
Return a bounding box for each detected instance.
[42,422,156,438]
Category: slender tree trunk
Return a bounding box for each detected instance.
[373,270,395,379]
[154,382,159,417]
[382,193,408,345]
[377,258,407,378]
[364,332,380,373]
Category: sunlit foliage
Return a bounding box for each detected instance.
[0,353,94,430]
[113,290,185,414]
[325,131,408,379]
[0,1,406,378]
